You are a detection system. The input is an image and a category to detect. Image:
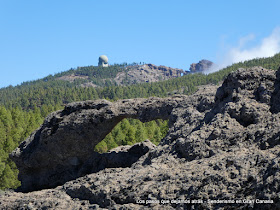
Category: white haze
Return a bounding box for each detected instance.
[205,27,280,74]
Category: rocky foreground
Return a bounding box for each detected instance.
[1,67,280,209]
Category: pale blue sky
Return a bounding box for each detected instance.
[0,0,279,88]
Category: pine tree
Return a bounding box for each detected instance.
[135,123,147,142]
[94,141,108,153]
[152,127,162,145]
[0,121,6,148]
[104,133,118,150]
[0,163,20,189]
[125,126,136,145]
[114,127,126,146]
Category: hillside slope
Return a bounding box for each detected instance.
[55,63,184,86]
[0,53,280,111]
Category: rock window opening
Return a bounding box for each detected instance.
[94,118,169,153]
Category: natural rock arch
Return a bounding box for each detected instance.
[10,96,185,192]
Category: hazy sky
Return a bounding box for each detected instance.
[0,0,279,88]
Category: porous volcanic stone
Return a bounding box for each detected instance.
[10,96,185,192]
[1,66,280,209]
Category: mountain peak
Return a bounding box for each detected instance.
[189,59,214,73]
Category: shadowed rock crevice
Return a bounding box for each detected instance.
[65,185,113,208]
[78,140,156,177]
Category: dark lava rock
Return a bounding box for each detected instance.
[9,96,184,192]
[190,59,214,73]
[77,140,156,177]
[1,66,280,209]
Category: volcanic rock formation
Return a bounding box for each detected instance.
[1,66,280,209]
[115,63,185,85]
[10,96,184,192]
[189,59,214,73]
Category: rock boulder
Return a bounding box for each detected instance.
[189,59,214,73]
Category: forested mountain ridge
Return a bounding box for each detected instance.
[0,53,280,190]
[1,52,280,111]
[7,62,185,90]
[56,63,185,86]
